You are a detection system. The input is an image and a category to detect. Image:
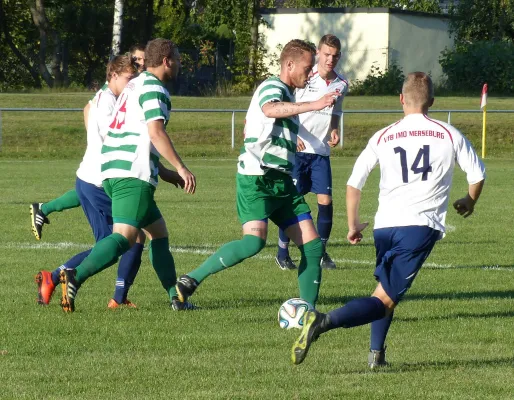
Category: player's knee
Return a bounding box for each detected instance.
[241,234,266,257]
[300,237,323,260]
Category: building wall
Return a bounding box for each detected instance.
[388,13,454,83]
[260,11,390,82]
[260,10,454,86]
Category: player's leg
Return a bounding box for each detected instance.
[60,178,150,312]
[275,154,309,270]
[176,173,271,305]
[311,155,336,269]
[30,189,81,240]
[291,226,440,365]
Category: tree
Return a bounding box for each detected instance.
[111,0,124,58]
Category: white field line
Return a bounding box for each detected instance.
[4,241,514,271]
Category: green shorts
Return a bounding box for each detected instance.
[103,178,162,229]
[236,169,311,227]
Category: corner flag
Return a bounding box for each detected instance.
[480,84,488,109]
[481,83,487,159]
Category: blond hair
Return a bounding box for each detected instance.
[106,55,137,82]
[402,72,434,108]
[280,39,316,64]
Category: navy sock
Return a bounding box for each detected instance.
[317,203,333,251]
[370,312,394,351]
[277,229,290,259]
[113,243,144,304]
[51,249,92,285]
[327,297,386,329]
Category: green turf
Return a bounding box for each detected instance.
[1,93,513,159]
[0,157,513,399]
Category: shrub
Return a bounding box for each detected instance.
[350,63,405,95]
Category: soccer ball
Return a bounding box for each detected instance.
[278,298,314,329]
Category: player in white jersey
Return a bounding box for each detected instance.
[59,39,196,313]
[290,72,486,367]
[275,34,348,271]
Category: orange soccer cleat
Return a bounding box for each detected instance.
[107,299,137,309]
[35,270,56,305]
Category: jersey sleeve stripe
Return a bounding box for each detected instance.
[144,108,166,121]
[259,94,282,108]
[139,91,171,109]
[101,160,133,172]
[244,137,258,144]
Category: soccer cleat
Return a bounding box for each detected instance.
[368,348,388,369]
[175,274,199,303]
[275,255,297,270]
[171,296,199,311]
[291,310,326,365]
[107,299,137,309]
[59,269,80,313]
[35,270,56,305]
[320,252,336,270]
[30,203,50,241]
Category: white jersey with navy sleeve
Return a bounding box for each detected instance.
[294,64,348,156]
[76,84,116,186]
[347,113,485,232]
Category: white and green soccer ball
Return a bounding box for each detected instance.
[278,298,314,329]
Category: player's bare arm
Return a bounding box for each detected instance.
[453,179,485,218]
[346,185,369,244]
[327,115,341,147]
[147,119,196,194]
[157,161,185,189]
[83,103,90,129]
[261,92,340,119]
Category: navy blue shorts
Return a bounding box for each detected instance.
[292,153,332,196]
[76,178,113,242]
[373,226,440,304]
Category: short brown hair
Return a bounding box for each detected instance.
[144,38,179,68]
[280,39,316,64]
[106,55,137,81]
[318,34,341,52]
[129,43,146,55]
[402,72,434,108]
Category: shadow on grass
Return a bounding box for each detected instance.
[396,310,514,323]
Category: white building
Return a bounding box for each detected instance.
[260,7,454,85]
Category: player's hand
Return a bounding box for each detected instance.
[347,222,369,245]
[313,92,340,111]
[296,137,306,152]
[327,130,340,147]
[177,166,196,194]
[453,196,475,218]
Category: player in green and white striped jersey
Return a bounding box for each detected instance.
[175,40,340,309]
[59,39,197,312]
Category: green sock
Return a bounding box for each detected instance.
[297,238,323,307]
[41,189,81,216]
[188,235,266,283]
[75,233,130,284]
[149,237,178,300]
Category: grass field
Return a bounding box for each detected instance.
[1,93,514,159]
[1,155,513,399]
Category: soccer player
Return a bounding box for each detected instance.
[275,34,348,271]
[35,55,147,308]
[173,39,340,309]
[290,72,486,367]
[30,44,147,240]
[59,38,196,313]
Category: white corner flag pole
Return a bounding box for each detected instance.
[480,83,488,159]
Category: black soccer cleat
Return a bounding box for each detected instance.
[368,348,388,369]
[59,269,80,313]
[275,255,297,270]
[30,203,50,241]
[320,252,336,270]
[175,274,199,303]
[291,310,327,365]
[171,296,199,311]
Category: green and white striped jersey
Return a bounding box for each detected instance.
[101,72,171,186]
[238,77,298,176]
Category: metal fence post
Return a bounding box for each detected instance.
[340,112,344,148]
[448,111,451,124]
[231,111,235,149]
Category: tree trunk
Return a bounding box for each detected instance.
[111,0,124,59]
[248,0,259,78]
[144,0,153,43]
[0,0,42,87]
